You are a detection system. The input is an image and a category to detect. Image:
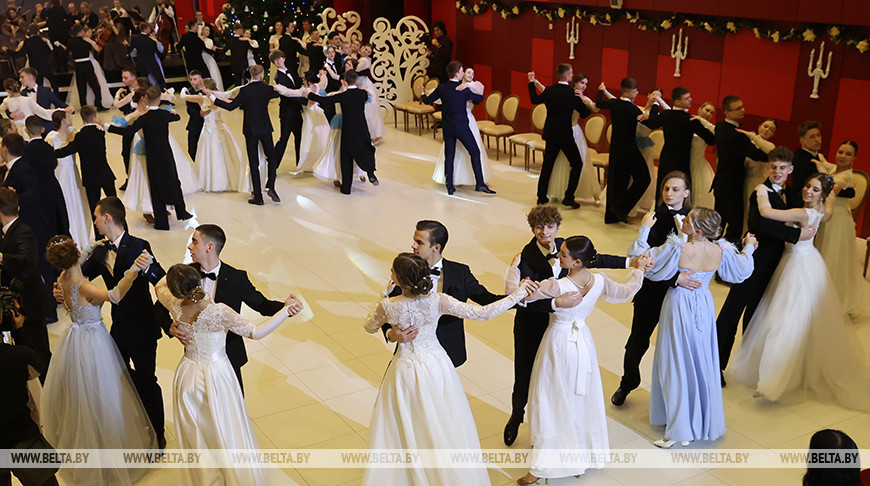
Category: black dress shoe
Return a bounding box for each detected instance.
[248,197,265,206]
[475,184,496,194]
[536,197,549,205]
[157,435,167,450]
[119,180,128,191]
[267,188,281,202]
[177,211,193,221]
[562,198,580,209]
[504,417,521,446]
[368,172,379,186]
[446,185,455,195]
[611,387,630,406]
[720,370,727,388]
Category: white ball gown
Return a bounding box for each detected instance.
[815,169,870,321]
[46,130,93,249]
[293,102,331,174]
[312,110,366,184]
[119,113,201,214]
[66,53,114,109]
[689,117,716,208]
[729,208,870,410]
[156,287,276,486]
[432,80,491,186]
[362,288,528,485]
[633,122,657,215]
[201,38,225,91]
[42,280,157,485]
[181,89,245,192]
[0,94,58,134]
[356,57,385,141]
[506,269,643,478]
[546,123,601,203]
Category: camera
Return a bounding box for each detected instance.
[421,32,432,46]
[0,280,23,334]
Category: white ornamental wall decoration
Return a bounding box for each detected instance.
[370,15,430,115]
[316,7,363,44]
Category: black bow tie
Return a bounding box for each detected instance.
[200,271,217,281]
[430,268,441,276]
[668,208,681,216]
[105,242,117,251]
[21,87,34,95]
[546,253,558,261]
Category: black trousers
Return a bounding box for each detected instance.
[24,318,51,384]
[121,131,134,173]
[85,182,117,238]
[339,137,376,194]
[537,136,582,200]
[443,126,484,188]
[245,133,277,199]
[609,148,651,216]
[715,189,745,244]
[509,311,548,421]
[275,112,303,168]
[112,332,165,440]
[73,61,102,107]
[716,245,783,369]
[149,177,188,230]
[620,278,670,390]
[187,117,204,161]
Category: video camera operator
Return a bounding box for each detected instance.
[0,187,51,371]
[425,21,453,84]
[0,307,60,486]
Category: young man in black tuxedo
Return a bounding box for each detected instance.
[712,95,771,243]
[23,116,68,242]
[167,224,302,393]
[54,105,117,236]
[107,88,192,230]
[420,60,494,196]
[130,22,166,89]
[183,70,206,160]
[716,147,814,386]
[791,120,856,204]
[270,50,305,169]
[0,187,52,371]
[72,196,168,447]
[528,65,590,208]
[306,70,379,195]
[597,78,656,224]
[226,24,258,87]
[380,220,504,367]
[113,68,140,188]
[18,67,69,134]
[644,87,715,201]
[65,25,106,111]
[18,28,61,96]
[176,20,209,76]
[209,64,281,205]
[504,205,637,446]
[612,171,695,406]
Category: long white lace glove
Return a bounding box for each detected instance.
[78,238,108,264]
[107,263,141,304]
[249,307,292,339]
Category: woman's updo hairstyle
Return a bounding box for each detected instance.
[564,236,598,267]
[806,172,835,203]
[167,264,207,303]
[3,78,20,94]
[689,207,722,240]
[391,252,433,296]
[45,235,80,271]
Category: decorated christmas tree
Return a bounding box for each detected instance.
[226,0,329,65]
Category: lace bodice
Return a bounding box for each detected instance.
[65,281,105,328]
[364,289,526,360]
[156,288,256,363]
[790,208,824,251]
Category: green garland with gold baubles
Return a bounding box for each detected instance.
[454,0,870,54]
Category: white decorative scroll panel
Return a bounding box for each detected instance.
[317,8,363,44]
[370,16,430,114]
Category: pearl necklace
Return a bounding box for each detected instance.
[568,272,593,290]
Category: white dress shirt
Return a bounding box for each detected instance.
[104,232,125,275]
[200,261,221,300]
[2,156,21,184]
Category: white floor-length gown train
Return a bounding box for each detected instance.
[181,89,245,192]
[66,54,113,109]
[42,280,157,486]
[689,117,716,208]
[46,130,93,248]
[156,289,274,486]
[362,287,529,486]
[506,269,642,479]
[312,111,366,183]
[432,80,491,186]
[729,208,870,410]
[356,57,385,141]
[293,102,331,174]
[202,37,224,91]
[547,123,601,203]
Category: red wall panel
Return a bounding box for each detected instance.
[654,56,721,110]
[473,9,492,31]
[830,77,870,233]
[600,47,629,89]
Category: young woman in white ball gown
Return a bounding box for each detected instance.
[689,102,717,209]
[46,111,93,248]
[355,44,385,143]
[199,26,224,91]
[729,173,870,410]
[432,67,491,188]
[362,253,533,486]
[505,237,645,484]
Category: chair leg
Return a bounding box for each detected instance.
[417,115,424,136]
[495,137,500,160]
[403,112,410,132]
[508,143,513,165]
[393,108,398,128]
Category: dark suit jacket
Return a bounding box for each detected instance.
[0,218,48,324]
[22,139,67,236]
[712,121,767,195]
[528,82,590,143]
[184,86,205,131]
[176,31,208,74]
[647,204,688,247]
[82,233,165,343]
[2,160,49,248]
[278,34,303,71]
[274,69,304,120]
[20,37,55,80]
[421,80,485,135]
[748,180,801,249]
[226,36,255,76]
[596,93,652,164]
[130,34,163,81]
[381,259,503,367]
[788,149,856,201]
[305,42,326,74]
[26,85,66,135]
[645,109,715,188]
[213,81,280,136]
[54,125,115,190]
[308,88,372,150]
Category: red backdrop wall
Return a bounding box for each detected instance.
[428,0,870,235]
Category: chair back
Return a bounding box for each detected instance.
[483,91,502,121]
[501,95,520,124]
[851,170,869,219]
[584,114,606,148]
[531,104,547,132]
[606,124,613,145]
[422,78,439,98]
[410,75,426,101]
[649,129,665,161]
[571,111,580,126]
